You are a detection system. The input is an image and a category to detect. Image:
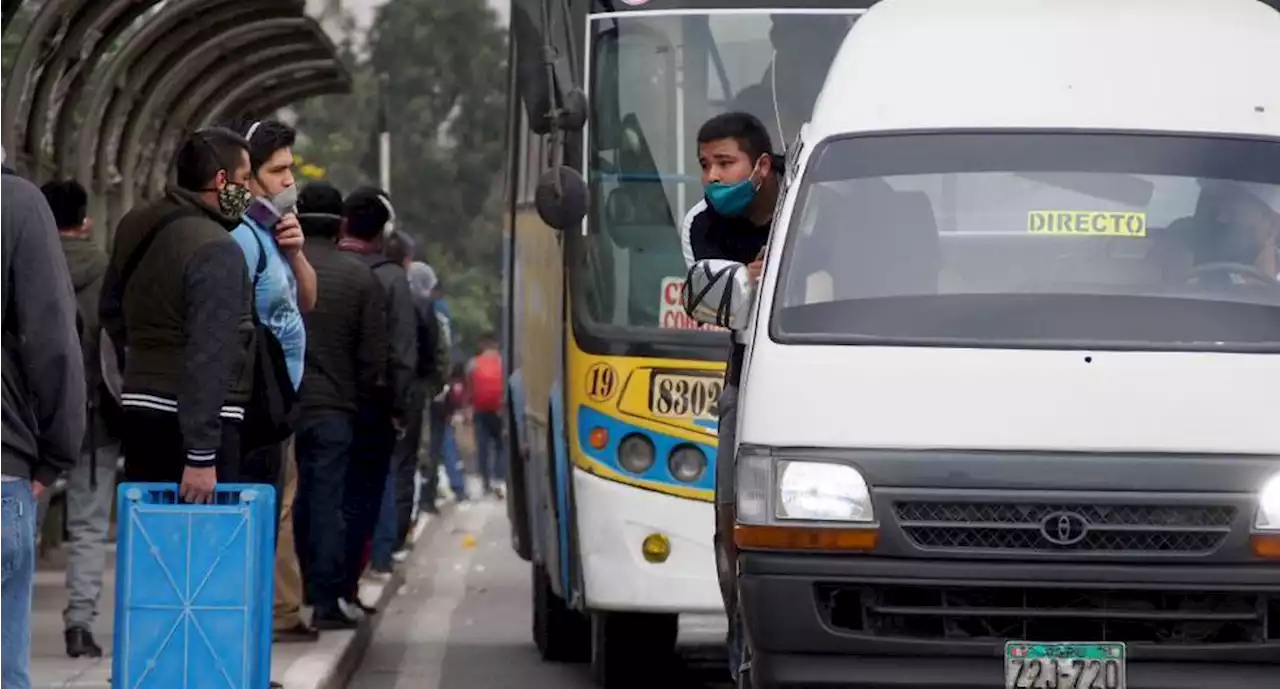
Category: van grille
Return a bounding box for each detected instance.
[894,501,1235,554]
[820,584,1279,646]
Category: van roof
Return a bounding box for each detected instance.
[809,0,1280,141]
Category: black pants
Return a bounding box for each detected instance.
[240,441,286,528]
[294,411,352,611]
[122,407,243,484]
[390,385,426,547]
[340,403,395,600]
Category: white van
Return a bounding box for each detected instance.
[685,0,1280,687]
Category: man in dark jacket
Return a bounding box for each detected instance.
[293,182,387,626]
[42,179,117,658]
[2,170,87,689]
[335,187,416,609]
[100,127,256,503]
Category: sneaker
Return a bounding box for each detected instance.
[343,596,378,616]
[313,606,360,630]
[273,622,320,643]
[391,549,410,563]
[366,567,393,583]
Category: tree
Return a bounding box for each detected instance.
[291,0,509,356]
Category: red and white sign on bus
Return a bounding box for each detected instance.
[659,277,728,331]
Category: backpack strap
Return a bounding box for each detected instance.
[247,223,271,287]
[119,206,204,293]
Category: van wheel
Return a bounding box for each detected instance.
[532,562,590,662]
[590,610,678,687]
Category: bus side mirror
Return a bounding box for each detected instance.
[535,166,588,231]
[682,259,753,331]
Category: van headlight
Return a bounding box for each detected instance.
[736,452,874,524]
[778,461,873,521]
[1256,472,1280,531]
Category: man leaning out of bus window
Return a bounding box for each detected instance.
[679,111,781,681]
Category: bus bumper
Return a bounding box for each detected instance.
[573,469,723,613]
[739,552,1280,688]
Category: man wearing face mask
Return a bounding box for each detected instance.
[224,117,318,642]
[678,111,780,683]
[100,127,256,502]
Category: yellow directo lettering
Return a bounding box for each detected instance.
[1027,210,1147,238]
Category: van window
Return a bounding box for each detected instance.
[774,132,1280,351]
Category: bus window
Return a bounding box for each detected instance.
[581,10,860,338]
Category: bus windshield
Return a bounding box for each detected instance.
[577,9,859,344]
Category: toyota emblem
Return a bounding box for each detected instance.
[1039,511,1090,546]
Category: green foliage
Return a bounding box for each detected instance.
[292,0,509,357]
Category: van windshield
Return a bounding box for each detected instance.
[772,132,1280,351]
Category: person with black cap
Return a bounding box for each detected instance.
[293,182,388,627]
[335,186,416,612]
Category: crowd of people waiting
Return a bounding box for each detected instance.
[1,120,507,689]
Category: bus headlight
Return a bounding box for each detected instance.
[1256,472,1280,531]
[617,434,655,474]
[776,460,874,522]
[668,445,706,483]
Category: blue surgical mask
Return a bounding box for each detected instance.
[704,160,764,217]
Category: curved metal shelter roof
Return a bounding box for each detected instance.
[2,0,350,230]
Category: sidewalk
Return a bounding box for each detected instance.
[29,508,446,689]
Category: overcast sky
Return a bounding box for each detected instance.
[344,0,511,29]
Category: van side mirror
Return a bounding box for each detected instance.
[682,259,753,331]
[535,165,588,231]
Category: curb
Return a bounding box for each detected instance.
[278,504,452,689]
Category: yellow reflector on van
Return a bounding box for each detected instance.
[641,533,671,563]
[735,524,878,552]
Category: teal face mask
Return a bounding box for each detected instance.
[704,159,764,217]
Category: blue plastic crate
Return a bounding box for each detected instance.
[113,483,276,689]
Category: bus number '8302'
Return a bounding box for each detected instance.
[651,374,722,421]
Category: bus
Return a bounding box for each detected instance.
[501,1,875,684]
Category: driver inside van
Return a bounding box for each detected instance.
[679,111,781,682]
[1185,181,1280,288]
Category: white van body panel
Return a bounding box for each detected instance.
[738,345,1280,454]
[807,0,1280,141]
[739,0,1280,457]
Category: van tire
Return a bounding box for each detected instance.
[532,562,590,662]
[589,610,678,687]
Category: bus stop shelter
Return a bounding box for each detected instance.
[1,0,350,235]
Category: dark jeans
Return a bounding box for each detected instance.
[122,407,242,484]
[341,404,395,599]
[294,412,352,611]
[392,386,426,546]
[473,410,505,491]
[426,406,468,502]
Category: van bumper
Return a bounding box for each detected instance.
[739,553,1280,689]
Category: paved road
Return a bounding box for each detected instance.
[351,498,732,689]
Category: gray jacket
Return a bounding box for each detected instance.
[2,173,87,485]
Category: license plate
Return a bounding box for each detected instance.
[1005,642,1125,689]
[649,373,722,422]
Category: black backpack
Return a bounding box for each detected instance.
[415,296,442,380]
[239,229,299,452]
